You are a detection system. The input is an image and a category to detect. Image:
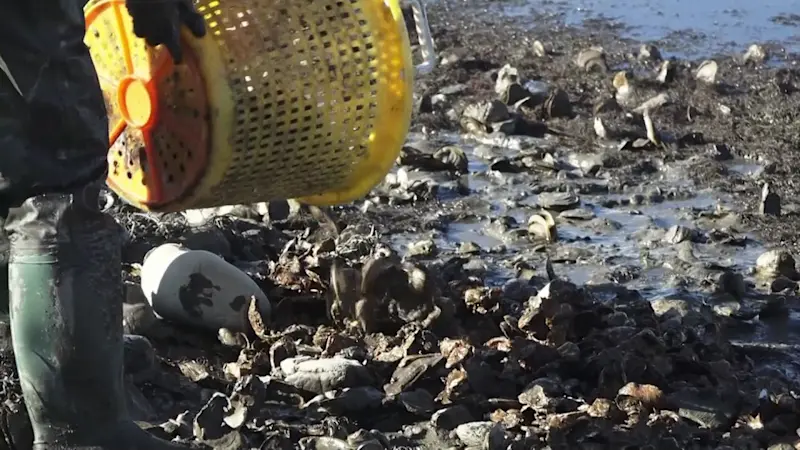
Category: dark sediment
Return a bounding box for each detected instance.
[3,3,800,449]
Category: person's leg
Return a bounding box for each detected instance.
[7,184,191,449]
[0,3,193,447]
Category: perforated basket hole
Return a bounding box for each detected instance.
[85,7,128,136]
[85,13,127,82]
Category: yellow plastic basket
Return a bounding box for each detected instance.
[83,0,435,212]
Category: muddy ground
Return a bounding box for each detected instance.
[5,2,800,450]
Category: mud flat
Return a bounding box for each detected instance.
[4,1,800,449]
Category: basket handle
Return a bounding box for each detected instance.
[406,0,437,75]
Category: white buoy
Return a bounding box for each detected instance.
[140,243,271,333]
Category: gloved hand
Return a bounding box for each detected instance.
[126,0,207,64]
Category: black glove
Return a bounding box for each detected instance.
[126,0,207,64]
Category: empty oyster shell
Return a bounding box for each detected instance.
[495,64,521,96]
[593,116,608,139]
[643,110,660,146]
[656,60,675,84]
[638,44,662,62]
[695,60,718,84]
[633,92,670,114]
[612,70,629,90]
[528,210,557,242]
[593,97,620,115]
[613,71,641,109]
[575,47,608,72]
[329,260,361,325]
[532,40,550,57]
[544,89,572,118]
[743,44,768,65]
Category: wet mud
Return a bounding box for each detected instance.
[5,1,800,449]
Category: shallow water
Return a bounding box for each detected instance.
[725,158,766,178]
[484,0,800,57]
[396,133,767,294]
[390,134,800,375]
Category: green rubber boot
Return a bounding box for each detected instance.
[7,191,190,449]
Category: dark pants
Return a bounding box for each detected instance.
[0,0,111,283]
